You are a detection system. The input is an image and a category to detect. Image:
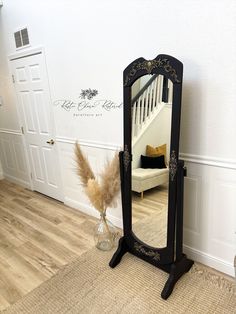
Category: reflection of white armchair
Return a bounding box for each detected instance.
[132,167,169,199]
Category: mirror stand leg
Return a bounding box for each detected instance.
[161,254,194,300]
[109,236,128,268]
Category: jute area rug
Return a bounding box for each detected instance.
[3,247,236,314]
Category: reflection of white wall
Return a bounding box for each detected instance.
[0,0,235,276]
[131,75,153,99]
[132,75,154,98]
[131,79,140,99]
[139,75,153,89]
[132,106,172,169]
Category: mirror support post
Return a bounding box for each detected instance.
[176,160,185,261]
[109,151,130,268]
[161,160,194,300]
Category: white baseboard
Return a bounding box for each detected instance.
[184,245,235,277]
[64,197,123,229]
[0,171,4,180]
[3,173,31,189]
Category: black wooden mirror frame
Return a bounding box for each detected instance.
[110,54,194,299]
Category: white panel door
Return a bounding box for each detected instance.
[11,52,63,201]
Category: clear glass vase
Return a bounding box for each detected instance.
[94,213,120,251]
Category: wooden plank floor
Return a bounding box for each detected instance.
[0,180,97,311]
[132,184,168,224]
[0,180,168,311]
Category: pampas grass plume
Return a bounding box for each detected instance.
[74,141,95,186]
[101,153,120,209]
[86,179,104,213]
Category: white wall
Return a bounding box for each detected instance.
[0,131,30,186]
[0,0,235,276]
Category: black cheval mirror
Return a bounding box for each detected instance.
[110,54,194,300]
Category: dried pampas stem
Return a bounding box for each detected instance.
[101,153,120,209]
[86,179,104,213]
[74,141,95,186]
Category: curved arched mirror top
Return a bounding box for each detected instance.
[123,55,183,87]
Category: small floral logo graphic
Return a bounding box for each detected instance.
[80,88,98,100]
[53,87,122,118]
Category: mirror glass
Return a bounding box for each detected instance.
[131,74,173,248]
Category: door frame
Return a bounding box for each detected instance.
[9,46,64,202]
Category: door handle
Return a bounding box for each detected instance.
[46,139,55,145]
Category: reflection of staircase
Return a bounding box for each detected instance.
[132,74,173,146]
